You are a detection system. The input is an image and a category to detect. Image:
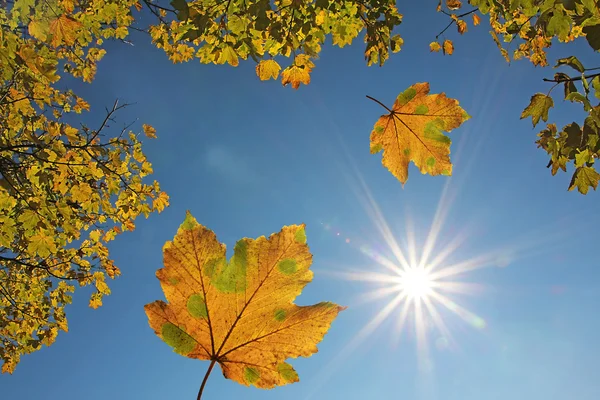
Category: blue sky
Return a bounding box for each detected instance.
[3,3,600,400]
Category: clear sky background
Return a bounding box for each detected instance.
[2,3,600,400]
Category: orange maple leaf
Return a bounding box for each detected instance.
[145,212,344,389]
[368,82,470,185]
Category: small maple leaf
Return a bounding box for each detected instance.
[446,0,462,10]
[472,14,481,26]
[368,83,470,185]
[429,41,442,52]
[520,93,554,127]
[145,212,344,389]
[49,15,82,47]
[569,167,600,194]
[256,59,281,81]
[282,54,314,89]
[443,39,454,55]
[142,124,157,138]
[457,20,467,34]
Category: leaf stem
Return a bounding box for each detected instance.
[197,359,217,400]
[366,95,393,114]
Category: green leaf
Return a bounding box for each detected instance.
[575,149,592,168]
[583,24,600,51]
[546,12,571,41]
[555,56,585,73]
[554,73,577,99]
[565,92,592,111]
[592,76,600,100]
[569,166,600,194]
[520,93,554,127]
[170,0,190,21]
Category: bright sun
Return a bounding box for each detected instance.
[399,267,433,299]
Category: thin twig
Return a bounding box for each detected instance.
[543,72,600,83]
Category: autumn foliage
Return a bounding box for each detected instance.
[1,0,600,394]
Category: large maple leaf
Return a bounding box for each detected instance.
[145,212,344,392]
[369,82,470,185]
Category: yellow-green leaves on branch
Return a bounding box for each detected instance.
[367,83,470,185]
[524,55,600,194]
[0,98,169,373]
[149,0,402,88]
[144,212,344,396]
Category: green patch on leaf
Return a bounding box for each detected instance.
[294,227,306,244]
[187,294,208,319]
[244,367,260,384]
[168,277,179,285]
[161,323,196,355]
[277,363,299,383]
[371,143,383,153]
[204,243,248,293]
[374,125,384,134]
[274,308,287,321]
[278,259,297,275]
[403,148,410,156]
[180,211,198,230]
[414,104,428,115]
[396,87,417,105]
[426,157,436,167]
[423,119,451,144]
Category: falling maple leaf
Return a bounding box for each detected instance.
[368,82,470,185]
[142,123,157,138]
[472,13,481,26]
[144,212,344,392]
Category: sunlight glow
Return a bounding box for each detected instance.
[399,267,433,299]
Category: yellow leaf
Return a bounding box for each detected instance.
[472,14,481,26]
[89,230,101,242]
[152,191,169,212]
[294,54,315,69]
[457,20,467,34]
[28,230,57,258]
[64,126,79,143]
[443,39,454,55]
[28,20,49,41]
[144,212,344,388]
[70,183,92,203]
[49,15,82,47]
[369,82,470,185]
[281,55,314,89]
[142,124,157,138]
[218,46,239,66]
[429,41,441,52]
[89,293,103,309]
[255,59,281,81]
